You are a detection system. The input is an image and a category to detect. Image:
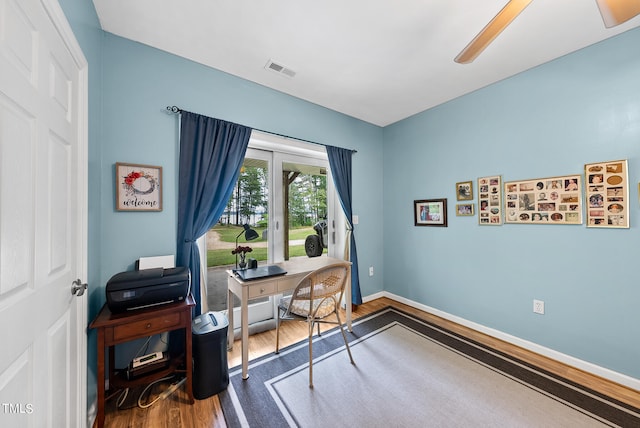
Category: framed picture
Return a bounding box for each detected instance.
[456,203,474,216]
[456,181,473,201]
[414,199,448,227]
[504,174,582,224]
[116,162,163,211]
[585,159,628,228]
[478,175,502,225]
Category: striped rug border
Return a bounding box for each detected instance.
[219,307,640,427]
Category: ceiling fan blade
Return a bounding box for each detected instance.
[596,0,640,28]
[455,0,533,64]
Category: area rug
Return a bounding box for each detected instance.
[219,307,640,427]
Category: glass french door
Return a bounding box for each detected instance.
[236,148,273,324]
[204,132,342,329]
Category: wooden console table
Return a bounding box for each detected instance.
[90,295,195,428]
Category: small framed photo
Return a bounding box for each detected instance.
[456,181,473,201]
[116,162,163,211]
[456,203,474,216]
[414,198,448,227]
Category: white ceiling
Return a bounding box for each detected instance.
[92,0,640,127]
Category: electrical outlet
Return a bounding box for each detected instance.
[369,266,374,276]
[533,299,545,315]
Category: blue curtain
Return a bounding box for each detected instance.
[177,112,251,316]
[326,145,362,305]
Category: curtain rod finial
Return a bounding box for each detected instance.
[166,105,181,114]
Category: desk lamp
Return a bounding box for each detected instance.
[235,224,259,269]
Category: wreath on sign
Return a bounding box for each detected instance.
[122,171,158,196]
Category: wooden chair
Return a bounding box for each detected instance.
[275,262,355,387]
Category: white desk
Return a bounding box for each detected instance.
[227,256,352,379]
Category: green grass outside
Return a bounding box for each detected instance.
[207,224,324,267]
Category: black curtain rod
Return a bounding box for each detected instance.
[165,105,356,153]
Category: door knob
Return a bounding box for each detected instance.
[71,279,88,297]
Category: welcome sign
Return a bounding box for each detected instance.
[115,162,162,211]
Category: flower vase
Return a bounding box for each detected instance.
[239,254,247,270]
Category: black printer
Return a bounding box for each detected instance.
[106,266,190,313]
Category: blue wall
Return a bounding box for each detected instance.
[98,33,384,301]
[59,0,639,412]
[60,0,384,410]
[383,27,640,379]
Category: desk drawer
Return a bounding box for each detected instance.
[113,313,181,342]
[248,282,276,299]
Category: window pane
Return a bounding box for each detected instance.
[206,156,269,312]
[283,161,328,260]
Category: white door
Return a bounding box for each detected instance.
[0,0,88,426]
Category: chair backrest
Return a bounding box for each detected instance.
[287,262,350,316]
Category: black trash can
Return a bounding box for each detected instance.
[192,311,229,399]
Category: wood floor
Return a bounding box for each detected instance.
[102,297,640,427]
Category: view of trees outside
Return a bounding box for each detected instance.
[219,165,327,228]
[208,164,327,267]
[219,166,268,227]
[288,173,327,227]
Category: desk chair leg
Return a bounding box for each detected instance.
[336,310,355,365]
[275,309,281,354]
[308,320,315,388]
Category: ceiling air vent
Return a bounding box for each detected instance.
[265,59,296,78]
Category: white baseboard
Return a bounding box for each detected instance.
[369,291,640,392]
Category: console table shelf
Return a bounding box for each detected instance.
[90,295,195,428]
[110,355,185,389]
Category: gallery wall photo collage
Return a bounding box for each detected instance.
[504,174,582,225]
[477,176,502,225]
[444,159,630,229]
[584,160,629,228]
